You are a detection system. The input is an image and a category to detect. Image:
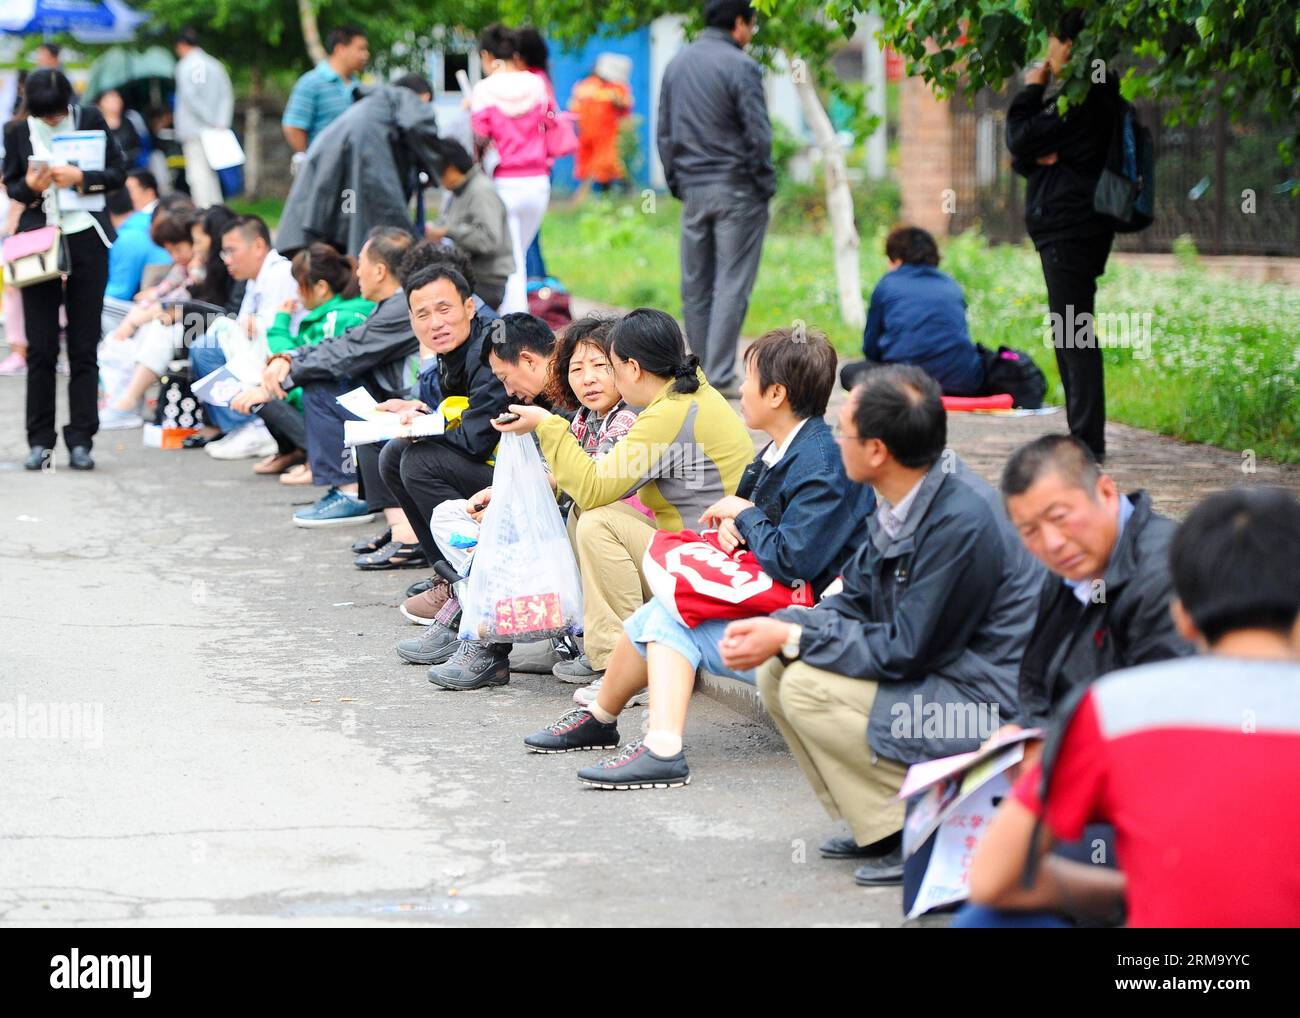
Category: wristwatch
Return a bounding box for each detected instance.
[779,623,802,664]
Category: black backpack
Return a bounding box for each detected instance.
[1094,100,1154,233]
[977,344,1048,409]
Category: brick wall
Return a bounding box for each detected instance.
[898,75,954,236]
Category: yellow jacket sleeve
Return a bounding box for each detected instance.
[535,399,680,510]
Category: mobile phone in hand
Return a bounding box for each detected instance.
[493,411,520,425]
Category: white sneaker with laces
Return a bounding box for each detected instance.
[573,676,649,708]
[206,420,278,460]
[99,406,144,430]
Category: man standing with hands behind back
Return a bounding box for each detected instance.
[657,0,774,398]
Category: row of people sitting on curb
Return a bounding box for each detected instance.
[329,272,1297,923]
[117,212,1300,926]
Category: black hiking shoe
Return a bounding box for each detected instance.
[524,707,620,754]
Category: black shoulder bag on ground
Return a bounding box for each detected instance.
[977,344,1048,408]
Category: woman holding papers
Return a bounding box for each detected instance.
[3,69,127,471]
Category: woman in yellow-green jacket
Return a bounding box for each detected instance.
[494,307,754,679]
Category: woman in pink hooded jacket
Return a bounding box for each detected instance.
[470,24,553,314]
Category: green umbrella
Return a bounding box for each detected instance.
[86,45,176,99]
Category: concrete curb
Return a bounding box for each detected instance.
[698,670,778,731]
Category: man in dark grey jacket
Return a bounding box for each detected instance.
[1001,434,1192,733]
[657,0,774,394]
[259,226,417,527]
[722,366,1040,886]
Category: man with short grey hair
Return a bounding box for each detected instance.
[724,367,1038,887]
[1001,434,1191,742]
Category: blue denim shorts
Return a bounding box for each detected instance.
[622,599,756,685]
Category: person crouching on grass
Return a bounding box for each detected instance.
[521,327,875,790]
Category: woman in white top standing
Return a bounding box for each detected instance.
[2,69,127,471]
[469,24,553,315]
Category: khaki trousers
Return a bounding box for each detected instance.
[757,658,908,846]
[570,502,656,670]
[182,137,224,209]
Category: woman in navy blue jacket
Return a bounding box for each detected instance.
[523,326,876,790]
[841,226,985,397]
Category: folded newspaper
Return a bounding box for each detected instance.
[337,386,446,447]
[192,362,261,408]
[897,727,1043,919]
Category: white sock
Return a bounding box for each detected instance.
[643,730,682,757]
[588,702,618,725]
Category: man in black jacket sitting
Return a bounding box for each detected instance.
[721,366,1038,887]
[999,434,1192,751]
[375,267,522,665]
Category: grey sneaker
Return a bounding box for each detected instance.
[573,676,649,708]
[552,654,600,684]
[396,620,460,665]
[427,640,511,690]
[523,707,620,754]
[577,739,691,790]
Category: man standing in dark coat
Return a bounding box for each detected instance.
[657,0,774,396]
[1006,8,1120,460]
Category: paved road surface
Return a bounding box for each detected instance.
[0,379,914,927]
[2,365,1295,927]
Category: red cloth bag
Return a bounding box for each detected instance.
[642,529,815,628]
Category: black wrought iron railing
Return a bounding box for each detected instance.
[948,88,1299,256]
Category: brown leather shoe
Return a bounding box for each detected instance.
[279,463,314,486]
[400,579,452,625]
[254,449,307,475]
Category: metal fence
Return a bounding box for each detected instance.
[949,89,1300,257]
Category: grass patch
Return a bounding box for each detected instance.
[230,196,286,228]
[542,196,1299,463]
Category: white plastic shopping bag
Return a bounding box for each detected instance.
[459,433,584,643]
[199,127,246,170]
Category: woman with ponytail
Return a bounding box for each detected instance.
[230,242,374,476]
[492,306,753,685]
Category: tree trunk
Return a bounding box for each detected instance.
[861,13,888,181]
[244,68,263,199]
[298,0,328,64]
[789,60,866,330]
